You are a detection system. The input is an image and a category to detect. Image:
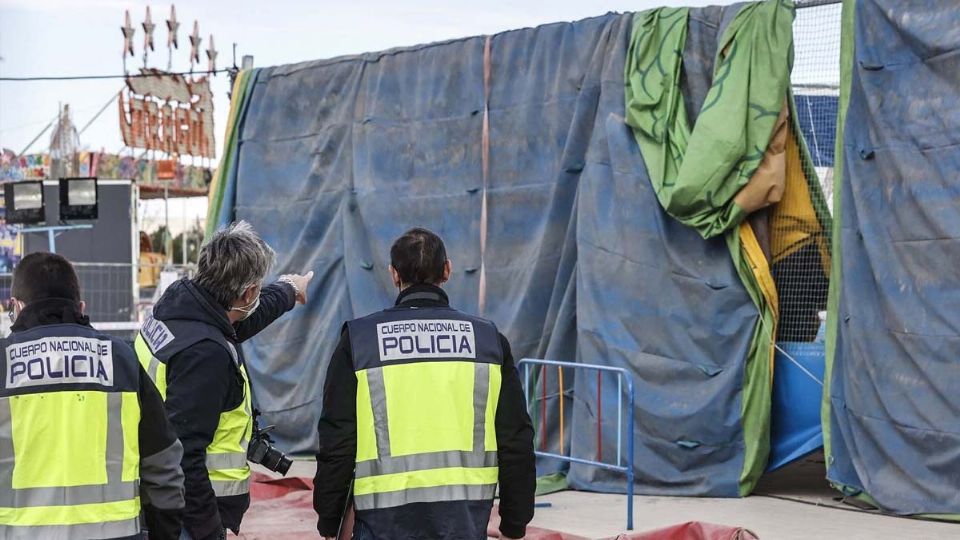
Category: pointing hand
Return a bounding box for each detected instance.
[279,271,314,304]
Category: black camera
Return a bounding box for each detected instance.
[247,410,292,476]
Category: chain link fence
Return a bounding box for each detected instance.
[774,0,841,341]
[0,262,196,344]
[794,0,841,208]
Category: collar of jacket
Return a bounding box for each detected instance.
[152,278,238,340]
[394,283,450,307]
[11,297,91,332]
[187,279,238,338]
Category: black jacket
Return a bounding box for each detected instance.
[10,298,186,540]
[314,284,536,539]
[151,279,295,539]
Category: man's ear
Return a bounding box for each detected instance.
[240,284,258,305]
[442,259,452,284]
[78,300,86,314]
[389,265,403,289]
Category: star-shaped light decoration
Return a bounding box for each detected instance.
[206,35,218,73]
[166,5,180,49]
[189,20,202,66]
[121,10,135,57]
[142,6,156,52]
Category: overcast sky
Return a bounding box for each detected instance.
[0,0,742,156]
[0,0,838,231]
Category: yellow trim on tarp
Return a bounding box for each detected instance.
[207,70,249,221]
[739,221,778,381]
[740,222,779,323]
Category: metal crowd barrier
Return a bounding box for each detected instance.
[517,358,636,531]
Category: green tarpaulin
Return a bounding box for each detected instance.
[625,0,829,494]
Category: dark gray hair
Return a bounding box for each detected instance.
[195,221,275,308]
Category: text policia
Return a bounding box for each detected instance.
[6,337,114,388]
[376,319,477,362]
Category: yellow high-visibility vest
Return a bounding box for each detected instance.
[347,306,504,512]
[135,314,252,497]
[0,327,143,539]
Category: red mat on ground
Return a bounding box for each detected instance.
[240,475,756,540]
[236,474,318,539]
[611,522,759,540]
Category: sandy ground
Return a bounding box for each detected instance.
[530,490,957,539]
[266,457,958,539]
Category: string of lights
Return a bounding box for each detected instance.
[0,68,232,82]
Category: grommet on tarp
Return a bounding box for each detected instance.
[858,147,875,160]
[859,60,884,71]
[464,267,478,274]
[565,161,584,173]
[467,187,480,194]
[675,440,701,449]
[359,261,373,270]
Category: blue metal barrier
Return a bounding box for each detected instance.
[518,358,635,531]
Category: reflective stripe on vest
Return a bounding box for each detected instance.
[354,360,502,511]
[0,391,141,536]
[206,344,251,497]
[354,483,497,511]
[210,478,250,497]
[0,517,141,540]
[135,329,251,497]
[135,333,168,398]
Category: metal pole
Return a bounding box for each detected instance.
[796,0,840,8]
[181,199,187,264]
[617,375,622,467]
[596,371,602,462]
[79,92,120,135]
[47,229,56,253]
[524,364,530,411]
[626,377,635,531]
[17,119,56,157]
[164,184,170,265]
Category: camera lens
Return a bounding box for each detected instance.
[260,447,292,476]
[276,455,292,476]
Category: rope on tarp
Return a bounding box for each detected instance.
[479,35,492,316]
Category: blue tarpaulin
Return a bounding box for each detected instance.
[218,5,784,497]
[826,0,960,515]
[767,342,824,472]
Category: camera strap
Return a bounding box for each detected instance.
[336,479,354,539]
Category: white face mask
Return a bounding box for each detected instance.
[230,295,260,321]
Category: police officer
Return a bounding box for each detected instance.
[314,228,536,540]
[0,252,185,539]
[134,221,313,540]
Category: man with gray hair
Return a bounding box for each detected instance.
[135,221,313,540]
